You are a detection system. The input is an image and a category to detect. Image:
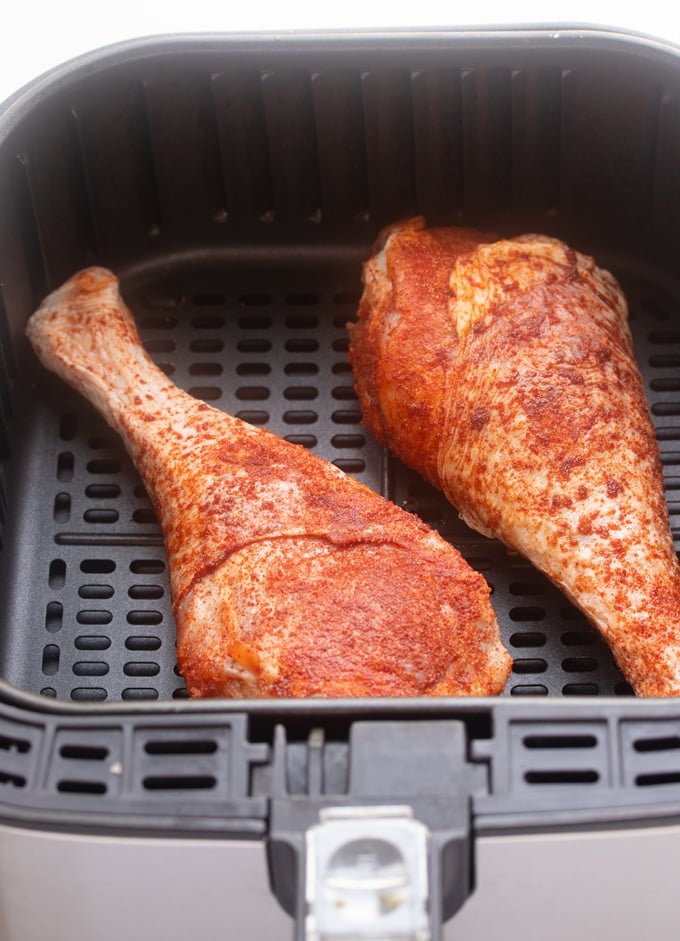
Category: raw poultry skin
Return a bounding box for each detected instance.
[25,267,512,699]
[349,216,680,697]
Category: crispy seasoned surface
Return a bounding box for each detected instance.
[25,267,511,699]
[350,217,680,697]
[351,217,492,486]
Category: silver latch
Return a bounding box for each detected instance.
[305,805,431,941]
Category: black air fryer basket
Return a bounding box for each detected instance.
[1,27,680,940]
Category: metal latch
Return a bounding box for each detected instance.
[267,719,480,941]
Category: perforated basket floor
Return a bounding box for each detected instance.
[2,250,678,703]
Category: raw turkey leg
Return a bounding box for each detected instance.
[26,267,511,699]
[349,216,680,697]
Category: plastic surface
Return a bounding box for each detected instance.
[0,28,679,840]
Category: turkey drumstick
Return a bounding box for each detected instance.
[26,267,511,699]
[349,216,680,697]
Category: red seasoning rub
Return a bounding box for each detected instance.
[350,216,680,697]
[26,267,511,700]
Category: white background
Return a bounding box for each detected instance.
[2,0,680,107]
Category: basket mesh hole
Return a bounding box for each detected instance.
[132,508,158,525]
[53,493,71,523]
[650,353,680,369]
[562,657,599,673]
[126,635,162,651]
[74,636,111,651]
[332,385,357,400]
[334,459,366,473]
[77,610,113,625]
[236,410,270,425]
[70,688,107,702]
[0,734,31,754]
[128,585,164,600]
[651,377,680,392]
[57,452,74,481]
[144,739,218,755]
[238,314,272,330]
[283,410,317,425]
[48,559,66,589]
[127,610,163,626]
[562,683,599,695]
[237,362,270,376]
[525,770,599,784]
[189,362,223,376]
[191,338,224,353]
[285,314,319,329]
[73,661,109,677]
[57,779,107,795]
[512,658,547,674]
[561,630,598,646]
[78,585,114,601]
[286,338,319,353]
[285,362,318,376]
[509,632,546,648]
[130,559,165,575]
[633,736,680,752]
[331,409,362,424]
[509,606,546,622]
[59,744,109,760]
[122,688,159,700]
[85,484,121,499]
[330,434,365,449]
[84,509,119,524]
[652,402,680,416]
[124,662,161,677]
[286,434,318,448]
[636,772,680,787]
[41,644,60,676]
[238,338,271,354]
[188,386,222,402]
[523,735,598,749]
[191,314,225,329]
[143,775,217,791]
[235,386,269,401]
[45,602,63,633]
[284,386,318,401]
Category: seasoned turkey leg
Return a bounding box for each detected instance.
[26,267,511,699]
[349,216,680,697]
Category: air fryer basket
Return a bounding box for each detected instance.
[3,28,680,704]
[1,27,680,936]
